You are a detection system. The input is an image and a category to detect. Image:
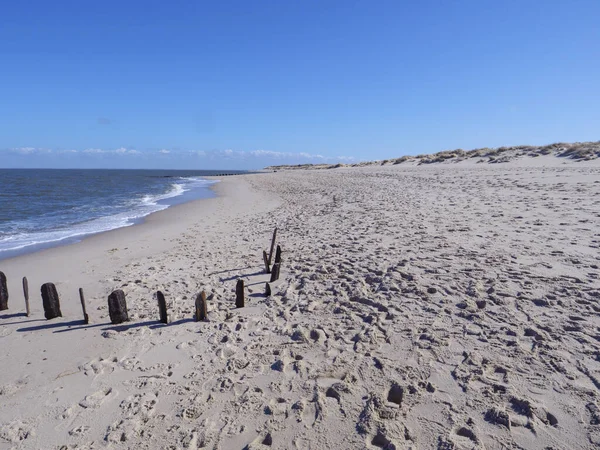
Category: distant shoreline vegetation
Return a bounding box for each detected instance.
[265,141,600,170]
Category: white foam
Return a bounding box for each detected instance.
[0,177,218,255]
[142,183,186,206]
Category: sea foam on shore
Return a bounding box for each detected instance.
[0,169,224,259]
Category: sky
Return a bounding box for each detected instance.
[0,0,598,169]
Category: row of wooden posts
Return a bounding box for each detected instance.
[0,228,282,326]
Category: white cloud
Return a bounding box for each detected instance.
[114,147,140,155]
[192,148,355,163]
[11,147,53,155]
[185,150,206,156]
[249,150,286,158]
[298,152,325,159]
[82,148,140,155]
[14,147,36,154]
[6,146,356,163]
[245,149,349,161]
[83,148,105,154]
[208,149,239,159]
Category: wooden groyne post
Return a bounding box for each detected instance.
[274,245,282,264]
[270,263,280,283]
[108,290,129,324]
[268,228,277,265]
[41,282,62,320]
[23,277,30,316]
[269,245,282,282]
[79,288,89,324]
[263,250,271,274]
[0,271,8,311]
[235,280,245,308]
[195,291,207,321]
[157,291,168,324]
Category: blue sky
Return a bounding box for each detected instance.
[1,0,598,169]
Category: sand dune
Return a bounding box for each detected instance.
[266,141,600,170]
[1,159,600,449]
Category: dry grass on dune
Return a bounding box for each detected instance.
[266,141,600,170]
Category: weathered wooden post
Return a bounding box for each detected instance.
[23,277,30,317]
[269,245,282,282]
[270,263,280,283]
[268,228,277,265]
[265,282,271,297]
[235,279,244,308]
[0,271,8,311]
[108,290,129,324]
[263,250,271,274]
[195,291,207,321]
[79,288,89,324]
[41,282,62,320]
[157,290,168,324]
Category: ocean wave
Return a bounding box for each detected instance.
[141,183,187,206]
[0,176,218,255]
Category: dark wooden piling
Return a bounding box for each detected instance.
[269,245,282,282]
[274,245,282,265]
[0,271,8,311]
[263,250,271,274]
[41,282,62,320]
[157,290,168,324]
[268,228,277,265]
[23,277,30,316]
[79,288,89,324]
[269,263,280,282]
[265,282,271,297]
[108,290,129,324]
[235,280,245,308]
[195,291,207,321]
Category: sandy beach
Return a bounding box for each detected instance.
[1,157,600,449]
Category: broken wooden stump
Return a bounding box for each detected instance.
[263,250,271,274]
[235,279,245,308]
[41,282,62,320]
[268,228,277,265]
[157,290,168,324]
[108,290,129,324]
[269,263,280,282]
[269,245,283,282]
[0,271,8,311]
[79,288,89,324]
[265,282,271,297]
[274,245,282,265]
[195,291,207,321]
[272,245,284,281]
[23,277,30,317]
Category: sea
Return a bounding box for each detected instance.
[0,169,244,260]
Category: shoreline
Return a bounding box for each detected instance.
[0,174,226,262]
[0,175,280,316]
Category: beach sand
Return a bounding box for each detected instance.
[1,158,600,449]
